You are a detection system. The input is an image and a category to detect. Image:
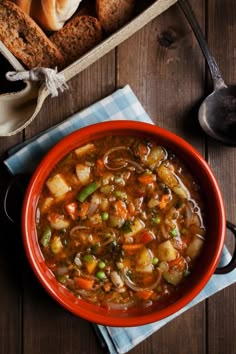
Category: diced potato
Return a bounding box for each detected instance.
[74,143,95,157]
[124,218,145,238]
[157,164,178,189]
[75,164,91,185]
[48,213,70,230]
[156,240,178,262]
[89,214,102,225]
[146,146,166,169]
[136,247,153,267]
[109,215,124,228]
[186,235,204,260]
[157,164,189,199]
[46,174,70,198]
[40,197,54,213]
[50,236,63,254]
[163,270,183,285]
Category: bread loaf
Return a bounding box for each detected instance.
[15,0,83,31]
[96,0,135,33]
[0,0,64,69]
[50,15,103,66]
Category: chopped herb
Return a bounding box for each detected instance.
[83,254,94,263]
[91,242,101,253]
[120,220,133,233]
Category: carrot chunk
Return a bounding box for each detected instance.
[138,173,156,185]
[122,244,144,253]
[159,194,171,209]
[75,277,94,290]
[136,289,154,300]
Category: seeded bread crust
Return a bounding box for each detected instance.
[96,0,135,33]
[0,0,64,69]
[50,15,103,66]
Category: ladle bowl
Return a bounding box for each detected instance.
[179,0,236,146]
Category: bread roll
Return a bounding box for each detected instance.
[0,0,64,69]
[15,0,83,31]
[96,0,135,33]
[50,15,103,66]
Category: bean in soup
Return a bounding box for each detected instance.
[36,136,206,310]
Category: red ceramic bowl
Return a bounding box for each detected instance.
[22,121,226,327]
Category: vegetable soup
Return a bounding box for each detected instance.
[36,135,206,310]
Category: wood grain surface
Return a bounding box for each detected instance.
[0,1,235,354]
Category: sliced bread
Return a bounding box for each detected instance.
[50,15,103,66]
[96,0,135,33]
[0,0,64,69]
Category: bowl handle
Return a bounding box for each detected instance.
[0,173,29,225]
[214,221,236,274]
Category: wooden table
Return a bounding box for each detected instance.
[0,1,235,353]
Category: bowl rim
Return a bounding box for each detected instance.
[22,120,226,326]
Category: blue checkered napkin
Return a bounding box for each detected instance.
[4,85,152,175]
[3,85,236,354]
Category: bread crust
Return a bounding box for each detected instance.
[50,15,103,66]
[96,0,135,33]
[0,0,64,69]
[15,0,83,31]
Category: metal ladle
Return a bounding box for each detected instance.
[179,0,236,146]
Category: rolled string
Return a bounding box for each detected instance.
[6,67,69,98]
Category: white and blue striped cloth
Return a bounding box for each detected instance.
[4,85,236,354]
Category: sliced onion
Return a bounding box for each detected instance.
[116,158,145,173]
[70,225,90,237]
[103,146,131,170]
[185,202,193,227]
[122,268,161,291]
[103,146,145,173]
[160,224,170,240]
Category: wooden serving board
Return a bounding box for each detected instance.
[0,0,177,136]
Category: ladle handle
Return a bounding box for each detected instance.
[178,0,226,90]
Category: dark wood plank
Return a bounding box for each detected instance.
[118,1,206,353]
[0,124,23,354]
[206,0,236,353]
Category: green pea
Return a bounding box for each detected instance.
[152,257,158,265]
[98,261,106,269]
[96,271,106,280]
[83,254,94,263]
[170,228,178,237]
[101,212,109,221]
[153,216,161,224]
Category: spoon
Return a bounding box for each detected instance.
[0,41,50,136]
[179,0,236,146]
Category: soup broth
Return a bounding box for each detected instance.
[36,135,206,310]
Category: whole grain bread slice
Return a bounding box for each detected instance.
[96,0,135,33]
[50,15,103,66]
[0,0,64,69]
